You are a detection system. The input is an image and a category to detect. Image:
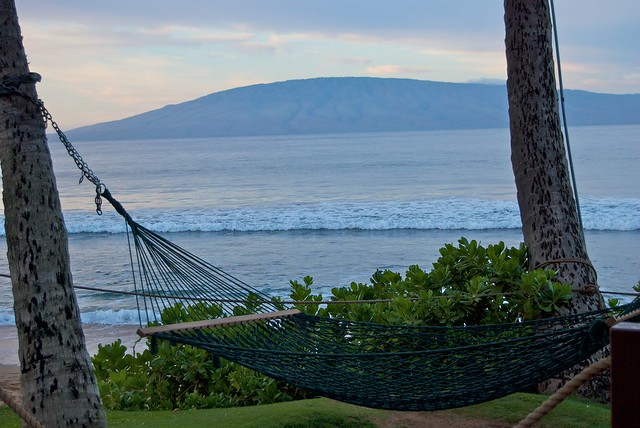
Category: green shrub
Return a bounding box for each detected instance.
[292,238,572,325]
[92,337,311,411]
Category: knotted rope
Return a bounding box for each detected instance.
[514,357,611,428]
[514,305,640,427]
[534,258,599,295]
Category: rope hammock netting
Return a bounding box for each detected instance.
[101,190,639,412]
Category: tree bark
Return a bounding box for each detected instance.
[0,1,107,426]
[504,0,607,399]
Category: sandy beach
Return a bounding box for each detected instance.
[1,323,141,408]
[0,363,20,401]
[0,323,141,405]
[0,324,142,366]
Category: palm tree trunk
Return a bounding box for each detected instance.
[504,0,607,399]
[0,0,107,425]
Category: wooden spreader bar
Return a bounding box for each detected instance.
[137,309,301,337]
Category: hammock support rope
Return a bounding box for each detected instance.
[515,357,612,428]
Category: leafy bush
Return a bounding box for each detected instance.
[93,238,573,410]
[292,238,572,325]
[92,336,311,410]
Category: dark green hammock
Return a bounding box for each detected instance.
[101,190,637,412]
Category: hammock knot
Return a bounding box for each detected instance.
[571,283,600,296]
[101,188,134,226]
[582,284,599,296]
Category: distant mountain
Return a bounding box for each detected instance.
[67,77,640,141]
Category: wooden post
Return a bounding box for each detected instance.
[611,322,640,427]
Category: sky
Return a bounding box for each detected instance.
[13,0,640,129]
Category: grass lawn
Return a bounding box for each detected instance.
[0,393,610,427]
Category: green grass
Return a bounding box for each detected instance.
[0,393,610,428]
[455,393,610,428]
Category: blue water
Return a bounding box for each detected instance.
[0,125,638,324]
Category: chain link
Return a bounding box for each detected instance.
[0,78,105,214]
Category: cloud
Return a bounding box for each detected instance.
[467,78,505,86]
[15,1,505,35]
[331,56,373,66]
[365,65,430,76]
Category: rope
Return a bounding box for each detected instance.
[535,258,596,273]
[534,258,598,295]
[4,272,639,305]
[514,357,610,428]
[0,384,45,428]
[72,285,398,305]
[601,290,640,297]
[69,284,551,306]
[549,0,584,235]
[515,307,637,427]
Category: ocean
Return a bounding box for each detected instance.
[0,125,638,327]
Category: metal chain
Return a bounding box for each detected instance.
[0,77,105,214]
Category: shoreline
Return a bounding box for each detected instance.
[0,364,20,404]
[1,324,140,407]
[0,324,142,367]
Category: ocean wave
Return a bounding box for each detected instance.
[0,309,142,326]
[0,198,637,235]
[0,312,14,326]
[79,309,142,325]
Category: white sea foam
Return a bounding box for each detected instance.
[0,309,142,326]
[0,197,637,235]
[79,309,142,325]
[0,312,14,326]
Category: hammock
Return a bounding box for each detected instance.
[101,189,637,411]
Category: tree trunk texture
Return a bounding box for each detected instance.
[0,1,107,426]
[504,0,607,400]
